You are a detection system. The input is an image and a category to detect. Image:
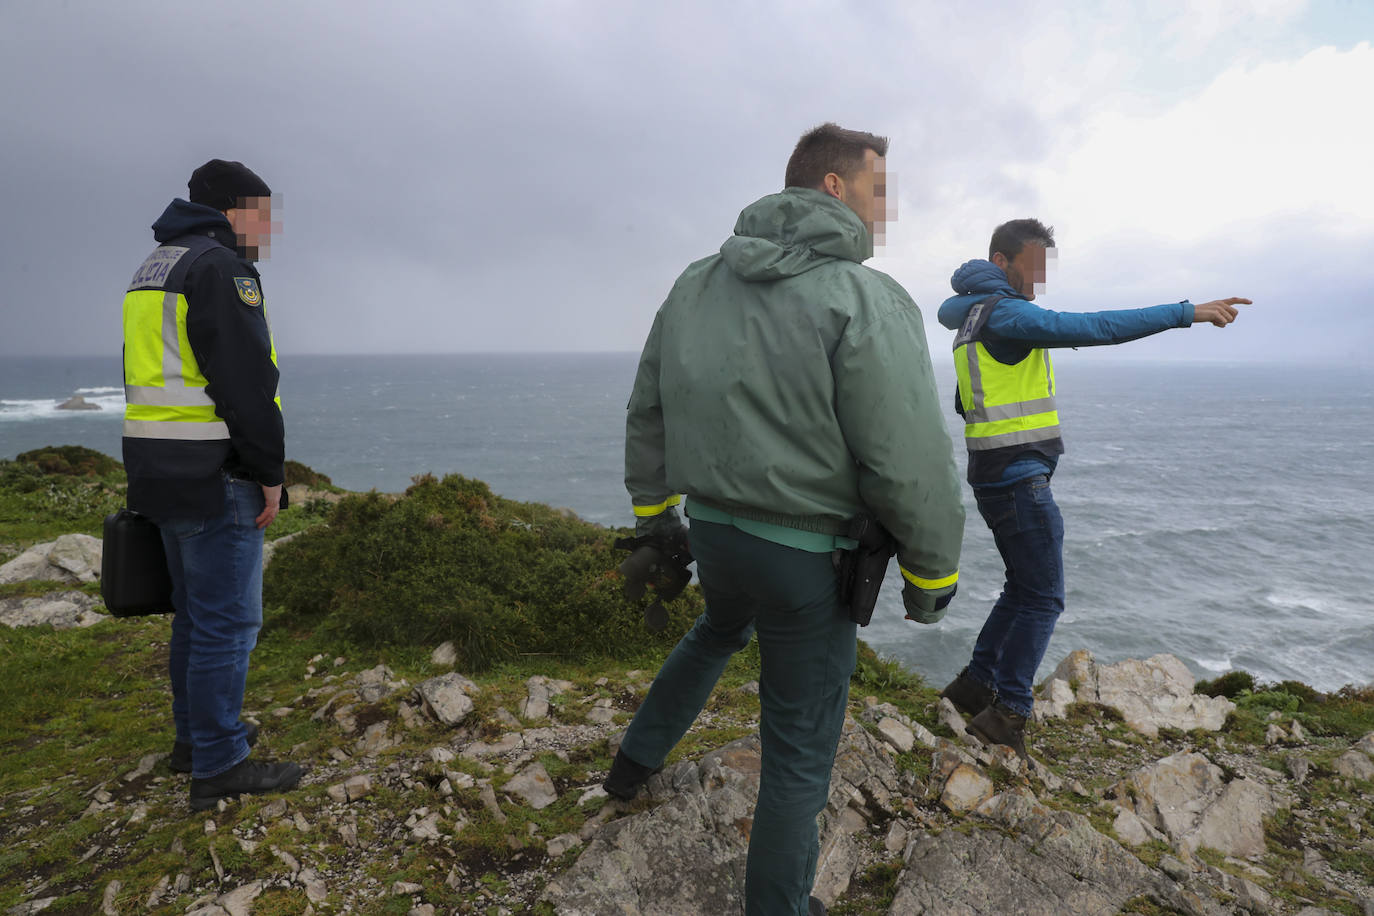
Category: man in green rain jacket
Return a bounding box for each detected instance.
[607,123,965,916]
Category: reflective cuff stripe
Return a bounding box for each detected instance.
[124,384,215,407]
[123,418,230,440]
[632,494,682,517]
[964,396,1057,423]
[900,565,959,590]
[966,422,1062,450]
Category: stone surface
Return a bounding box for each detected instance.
[414,672,478,725]
[1333,749,1374,781]
[1033,676,1076,722]
[1111,751,1276,857]
[430,641,457,666]
[505,761,558,810]
[940,764,994,815]
[0,534,103,585]
[541,720,899,915]
[0,591,105,629]
[877,717,915,753]
[1043,650,1235,737]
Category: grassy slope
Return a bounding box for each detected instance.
[1,447,1371,914]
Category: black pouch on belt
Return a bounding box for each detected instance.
[835,514,897,627]
[100,509,175,617]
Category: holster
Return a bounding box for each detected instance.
[835,515,896,627]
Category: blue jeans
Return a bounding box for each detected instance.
[965,474,1065,717]
[619,520,857,916]
[157,476,265,778]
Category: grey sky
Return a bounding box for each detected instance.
[2,0,1371,361]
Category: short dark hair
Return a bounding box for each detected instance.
[989,218,1055,261]
[784,123,889,190]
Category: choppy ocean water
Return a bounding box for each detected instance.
[3,353,1371,692]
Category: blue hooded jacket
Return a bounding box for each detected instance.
[936,260,1194,486]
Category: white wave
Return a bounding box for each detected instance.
[0,395,124,421]
[75,386,122,395]
[1263,592,1351,617]
[1192,655,1235,673]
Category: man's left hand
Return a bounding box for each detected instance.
[257,484,282,529]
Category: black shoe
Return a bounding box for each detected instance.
[189,756,302,811]
[602,749,662,801]
[170,721,259,774]
[966,702,1029,760]
[940,668,995,718]
[808,896,827,915]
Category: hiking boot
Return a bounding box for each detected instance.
[808,895,827,915]
[602,749,662,801]
[940,668,995,718]
[189,757,303,811]
[170,721,259,774]
[966,702,1029,760]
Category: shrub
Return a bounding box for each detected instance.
[1196,670,1255,698]
[14,445,121,478]
[264,474,702,670]
[283,460,333,489]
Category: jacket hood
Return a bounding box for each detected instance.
[152,198,233,244]
[937,259,1020,329]
[719,188,871,282]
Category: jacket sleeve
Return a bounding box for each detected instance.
[624,310,682,536]
[183,256,285,486]
[832,295,964,606]
[986,298,1194,348]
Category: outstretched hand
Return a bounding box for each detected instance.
[1192,297,1251,327]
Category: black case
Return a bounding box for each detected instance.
[100,509,175,617]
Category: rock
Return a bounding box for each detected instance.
[937,697,969,738]
[520,675,553,719]
[541,720,899,915]
[1033,677,1076,721]
[1265,723,1287,745]
[505,761,558,810]
[326,783,348,803]
[548,833,582,857]
[0,534,102,585]
[1045,650,1234,737]
[123,752,162,782]
[0,591,105,630]
[409,812,442,842]
[884,821,908,853]
[877,717,915,753]
[1112,808,1164,846]
[1333,749,1374,781]
[344,774,373,801]
[215,881,264,916]
[260,531,302,568]
[1355,732,1374,756]
[407,906,435,916]
[356,722,394,756]
[587,699,617,725]
[415,672,478,725]
[57,394,101,410]
[1288,755,1311,786]
[299,869,327,903]
[100,879,120,915]
[1111,751,1275,857]
[8,899,58,915]
[941,763,994,815]
[354,664,400,703]
[431,641,457,666]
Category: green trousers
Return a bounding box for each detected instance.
[620,519,857,916]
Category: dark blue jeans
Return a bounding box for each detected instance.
[965,474,1065,717]
[619,520,857,916]
[157,476,265,778]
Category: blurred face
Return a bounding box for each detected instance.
[995,242,1054,300]
[225,196,280,260]
[822,148,894,246]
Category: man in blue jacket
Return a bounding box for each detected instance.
[936,218,1249,759]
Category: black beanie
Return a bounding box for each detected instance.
[188,159,272,211]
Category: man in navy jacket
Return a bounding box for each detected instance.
[936,218,1249,759]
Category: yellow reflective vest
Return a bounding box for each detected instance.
[952,295,1063,482]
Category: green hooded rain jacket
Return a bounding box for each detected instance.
[625,187,964,616]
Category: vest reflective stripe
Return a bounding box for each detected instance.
[122,418,231,440]
[633,494,682,517]
[124,384,217,407]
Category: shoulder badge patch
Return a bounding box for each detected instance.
[234,277,262,307]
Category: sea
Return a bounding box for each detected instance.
[3,353,1371,692]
